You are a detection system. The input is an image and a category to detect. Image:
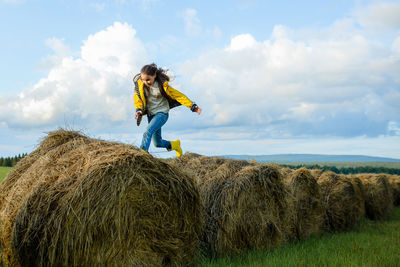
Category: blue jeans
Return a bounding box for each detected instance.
[140,112,171,151]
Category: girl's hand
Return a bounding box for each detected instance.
[195,107,202,115]
[135,110,142,120]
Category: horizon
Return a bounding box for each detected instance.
[222,153,400,158]
[1,0,400,158]
[220,153,400,161]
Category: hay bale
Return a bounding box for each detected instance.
[348,176,366,203]
[310,169,323,179]
[170,156,291,254]
[0,130,88,210]
[200,163,290,255]
[0,130,92,265]
[0,130,202,266]
[282,168,324,240]
[317,172,365,231]
[280,167,294,178]
[170,153,250,182]
[170,153,228,181]
[357,174,393,220]
[170,154,291,254]
[387,175,400,206]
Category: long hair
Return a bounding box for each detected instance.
[140,63,169,85]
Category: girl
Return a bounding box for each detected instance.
[133,63,201,157]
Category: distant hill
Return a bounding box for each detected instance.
[220,154,400,163]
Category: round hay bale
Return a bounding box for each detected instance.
[317,172,365,232]
[0,130,202,267]
[348,176,366,205]
[0,130,88,211]
[200,163,290,255]
[387,175,400,206]
[282,168,324,240]
[357,174,393,220]
[170,153,249,182]
[170,155,290,254]
[280,167,294,178]
[176,152,203,162]
[0,131,92,265]
[38,129,89,151]
[208,158,250,180]
[170,153,227,181]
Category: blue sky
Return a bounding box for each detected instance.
[1,0,400,158]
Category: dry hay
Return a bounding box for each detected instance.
[170,155,291,255]
[0,130,87,208]
[170,153,249,182]
[170,154,291,254]
[317,172,365,232]
[348,176,366,203]
[282,168,324,240]
[169,153,226,181]
[280,167,294,178]
[0,130,202,267]
[356,174,393,220]
[0,130,91,264]
[387,175,400,206]
[310,169,323,180]
[199,163,290,255]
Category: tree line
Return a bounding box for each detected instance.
[0,154,28,167]
[279,163,400,175]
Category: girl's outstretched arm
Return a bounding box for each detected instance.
[165,85,194,109]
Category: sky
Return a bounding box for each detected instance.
[0,0,400,159]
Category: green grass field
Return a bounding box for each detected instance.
[0,167,12,182]
[194,207,400,267]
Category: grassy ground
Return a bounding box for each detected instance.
[194,207,400,267]
[0,167,12,182]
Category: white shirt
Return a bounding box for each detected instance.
[147,81,170,115]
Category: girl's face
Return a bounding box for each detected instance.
[141,73,156,87]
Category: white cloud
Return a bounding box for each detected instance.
[183,8,202,37]
[81,23,146,76]
[0,22,148,128]
[45,38,72,56]
[355,1,400,31]
[179,22,400,138]
[36,38,74,71]
[227,34,257,51]
[388,121,400,135]
[179,8,221,41]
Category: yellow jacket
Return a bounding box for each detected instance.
[133,76,197,114]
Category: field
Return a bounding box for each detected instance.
[195,206,400,267]
[0,167,12,182]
